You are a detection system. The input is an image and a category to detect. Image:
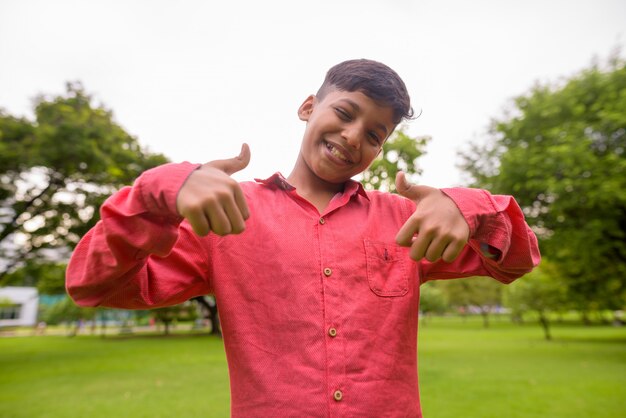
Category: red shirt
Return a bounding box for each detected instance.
[66,162,540,418]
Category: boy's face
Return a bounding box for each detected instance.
[297,89,396,184]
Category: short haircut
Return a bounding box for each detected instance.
[316,59,414,125]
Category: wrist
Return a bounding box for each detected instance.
[138,162,202,221]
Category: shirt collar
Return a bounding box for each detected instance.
[254,172,370,201]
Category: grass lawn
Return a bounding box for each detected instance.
[0,317,624,418]
[0,333,231,418]
[418,316,626,418]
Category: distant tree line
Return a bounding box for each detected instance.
[1,51,624,340]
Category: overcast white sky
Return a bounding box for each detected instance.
[1,0,624,187]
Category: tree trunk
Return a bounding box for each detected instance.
[580,310,591,325]
[481,309,490,328]
[539,311,551,341]
[192,296,221,336]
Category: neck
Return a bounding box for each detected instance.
[286,156,346,213]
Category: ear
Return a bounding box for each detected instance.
[297,95,316,121]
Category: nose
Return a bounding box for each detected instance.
[342,126,361,150]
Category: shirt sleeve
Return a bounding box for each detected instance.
[65,162,214,309]
[419,187,541,284]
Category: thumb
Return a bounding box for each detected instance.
[395,171,430,201]
[206,143,251,175]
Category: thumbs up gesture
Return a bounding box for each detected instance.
[395,171,470,263]
[176,144,251,236]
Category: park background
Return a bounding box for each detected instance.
[0,1,625,417]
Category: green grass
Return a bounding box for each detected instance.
[0,334,230,418]
[418,316,626,418]
[0,318,624,418]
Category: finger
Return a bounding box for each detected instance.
[207,143,251,175]
[205,205,233,236]
[233,184,250,220]
[441,240,466,263]
[222,197,247,234]
[395,171,411,195]
[424,236,450,262]
[409,231,434,261]
[395,171,433,201]
[185,209,211,237]
[396,215,421,247]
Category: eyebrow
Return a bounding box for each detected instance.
[338,99,390,137]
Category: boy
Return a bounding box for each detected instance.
[66,59,540,417]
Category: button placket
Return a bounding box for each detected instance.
[318,212,345,410]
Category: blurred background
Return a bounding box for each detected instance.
[0,1,625,417]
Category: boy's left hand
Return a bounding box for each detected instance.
[395,172,470,263]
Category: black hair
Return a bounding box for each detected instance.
[316,59,414,125]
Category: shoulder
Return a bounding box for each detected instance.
[364,189,416,218]
[365,189,413,205]
[240,180,271,195]
[238,180,286,207]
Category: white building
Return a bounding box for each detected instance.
[0,287,39,327]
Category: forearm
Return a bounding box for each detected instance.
[66,162,212,309]
[422,187,540,283]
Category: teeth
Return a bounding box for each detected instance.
[327,142,349,162]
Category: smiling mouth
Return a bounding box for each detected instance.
[324,141,353,164]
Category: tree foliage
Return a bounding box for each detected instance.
[0,82,168,282]
[2,260,67,294]
[151,301,198,335]
[437,277,503,327]
[360,127,430,192]
[418,282,447,325]
[459,53,626,311]
[504,260,568,340]
[41,295,98,336]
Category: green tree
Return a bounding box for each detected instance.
[504,260,568,340]
[418,282,448,325]
[459,52,626,312]
[41,295,98,336]
[2,260,67,295]
[438,277,503,327]
[151,301,198,335]
[0,82,168,283]
[360,126,430,192]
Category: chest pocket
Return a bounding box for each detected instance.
[364,239,409,297]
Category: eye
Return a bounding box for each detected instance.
[368,131,382,145]
[334,107,351,121]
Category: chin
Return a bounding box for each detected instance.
[317,172,352,184]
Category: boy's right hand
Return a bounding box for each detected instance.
[176,144,251,236]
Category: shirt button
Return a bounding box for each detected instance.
[323,268,332,277]
[328,327,337,337]
[319,217,325,225]
[333,390,343,401]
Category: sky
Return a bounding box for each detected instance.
[1,0,624,187]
